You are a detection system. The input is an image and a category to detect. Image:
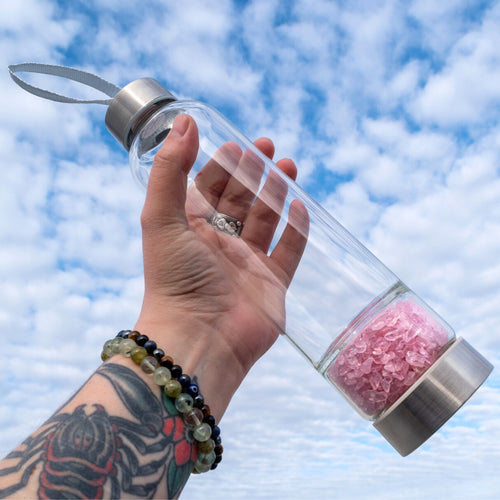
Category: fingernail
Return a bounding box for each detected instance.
[169,114,189,138]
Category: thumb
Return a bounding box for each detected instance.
[142,114,199,231]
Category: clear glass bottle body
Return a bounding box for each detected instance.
[129,99,456,421]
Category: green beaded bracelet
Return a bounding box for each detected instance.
[101,330,223,473]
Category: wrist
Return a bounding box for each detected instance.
[102,327,228,474]
[133,314,245,421]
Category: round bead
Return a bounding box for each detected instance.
[211,425,221,440]
[116,330,131,338]
[170,365,182,378]
[193,394,205,408]
[177,374,191,389]
[102,339,115,358]
[127,330,140,341]
[214,444,223,456]
[194,451,216,473]
[194,461,211,474]
[119,338,137,357]
[101,351,110,362]
[197,438,215,454]
[188,384,199,397]
[184,408,204,430]
[143,340,157,354]
[136,334,149,346]
[204,415,216,428]
[141,356,159,374]
[193,423,212,442]
[153,348,165,361]
[175,393,194,414]
[164,380,182,398]
[160,355,174,369]
[153,366,171,386]
[130,346,148,365]
[201,405,211,417]
[110,337,124,354]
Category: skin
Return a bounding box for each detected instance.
[137,114,308,419]
[0,114,308,499]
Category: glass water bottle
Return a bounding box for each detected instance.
[9,64,492,457]
[104,77,493,456]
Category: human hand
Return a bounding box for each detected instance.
[135,114,308,418]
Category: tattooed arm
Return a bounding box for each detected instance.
[0,360,195,499]
[0,114,307,499]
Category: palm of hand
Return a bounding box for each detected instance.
[138,115,307,374]
[152,217,290,370]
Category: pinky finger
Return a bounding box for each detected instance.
[269,199,309,288]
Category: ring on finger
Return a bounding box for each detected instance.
[208,212,244,237]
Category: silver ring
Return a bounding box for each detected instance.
[208,212,243,237]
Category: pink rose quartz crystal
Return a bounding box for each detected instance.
[328,298,450,417]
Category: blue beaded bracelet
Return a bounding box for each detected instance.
[101,330,223,473]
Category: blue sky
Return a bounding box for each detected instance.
[1,1,500,498]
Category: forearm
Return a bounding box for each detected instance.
[0,324,237,500]
[0,112,301,498]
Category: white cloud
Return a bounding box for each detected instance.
[324,181,383,238]
[408,0,489,56]
[1,1,499,499]
[366,125,500,358]
[0,0,78,64]
[386,60,426,101]
[410,2,500,126]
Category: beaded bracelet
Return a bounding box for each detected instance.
[101,330,223,473]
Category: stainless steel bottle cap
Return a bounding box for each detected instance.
[373,337,493,456]
[105,78,176,151]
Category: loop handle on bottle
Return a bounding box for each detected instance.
[8,62,177,152]
[8,62,121,105]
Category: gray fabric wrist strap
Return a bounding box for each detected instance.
[8,62,121,105]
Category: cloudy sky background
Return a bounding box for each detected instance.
[1,0,500,498]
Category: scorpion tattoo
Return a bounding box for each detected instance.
[0,363,196,499]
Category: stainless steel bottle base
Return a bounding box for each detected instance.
[374,337,493,456]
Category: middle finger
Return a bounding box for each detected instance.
[213,138,274,223]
